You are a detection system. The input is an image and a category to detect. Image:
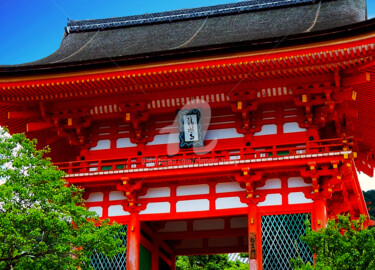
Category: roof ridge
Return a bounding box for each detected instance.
[67,0,316,33]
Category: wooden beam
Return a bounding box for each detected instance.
[26,122,54,132]
[342,72,371,86]
[8,111,40,119]
[158,228,247,240]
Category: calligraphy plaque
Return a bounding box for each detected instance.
[249,232,257,259]
[178,109,203,149]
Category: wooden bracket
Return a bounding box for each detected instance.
[235,168,263,204]
[116,177,146,212]
[228,89,258,134]
[119,102,154,146]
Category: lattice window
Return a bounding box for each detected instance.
[261,213,313,270]
[90,225,127,270]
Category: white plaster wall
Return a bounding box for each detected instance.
[205,128,244,140]
[140,202,171,214]
[215,197,247,210]
[257,178,282,190]
[288,192,313,204]
[258,194,282,206]
[109,191,126,201]
[283,122,307,133]
[88,207,103,217]
[116,138,137,148]
[176,199,210,212]
[90,140,111,151]
[147,133,179,145]
[108,205,130,216]
[86,192,104,202]
[139,187,170,198]
[288,177,311,188]
[254,124,277,136]
[216,182,244,193]
[177,184,209,196]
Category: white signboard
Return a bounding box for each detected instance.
[183,114,199,142]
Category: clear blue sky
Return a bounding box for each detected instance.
[1,0,375,65]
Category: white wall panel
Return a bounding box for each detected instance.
[215,197,247,210]
[258,194,282,206]
[176,199,210,212]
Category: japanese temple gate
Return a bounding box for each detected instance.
[1,0,374,269]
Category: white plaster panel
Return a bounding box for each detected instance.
[176,199,210,212]
[109,191,126,201]
[177,184,209,196]
[288,192,313,205]
[283,122,307,133]
[288,177,311,188]
[254,124,277,136]
[116,138,137,148]
[205,128,244,140]
[139,187,171,198]
[216,182,245,193]
[108,205,130,216]
[160,221,187,232]
[258,194,282,206]
[86,192,104,202]
[140,202,170,214]
[208,237,237,247]
[193,219,225,231]
[90,140,111,151]
[148,133,179,145]
[230,217,248,229]
[215,197,247,210]
[257,178,282,190]
[177,239,203,249]
[88,207,103,217]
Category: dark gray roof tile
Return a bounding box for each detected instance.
[67,0,316,33]
[1,0,367,70]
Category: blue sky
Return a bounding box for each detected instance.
[0,0,375,65]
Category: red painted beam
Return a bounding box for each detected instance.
[8,111,40,119]
[26,121,54,132]
[64,155,349,185]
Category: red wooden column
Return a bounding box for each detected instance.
[248,202,261,270]
[127,211,140,270]
[313,198,327,230]
[170,255,176,270]
[151,242,159,270]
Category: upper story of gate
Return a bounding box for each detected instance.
[0,0,374,181]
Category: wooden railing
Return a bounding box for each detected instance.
[55,137,353,175]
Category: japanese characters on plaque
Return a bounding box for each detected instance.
[178,109,203,149]
[249,232,257,259]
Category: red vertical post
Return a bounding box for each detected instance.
[313,198,327,230]
[151,243,159,270]
[170,255,176,270]
[127,212,140,270]
[248,203,261,270]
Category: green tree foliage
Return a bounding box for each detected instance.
[363,190,375,220]
[176,254,248,270]
[291,215,375,270]
[0,129,125,270]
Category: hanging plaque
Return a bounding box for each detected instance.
[178,109,203,149]
[249,232,257,259]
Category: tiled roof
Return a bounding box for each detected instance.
[0,0,367,69]
[67,0,316,33]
